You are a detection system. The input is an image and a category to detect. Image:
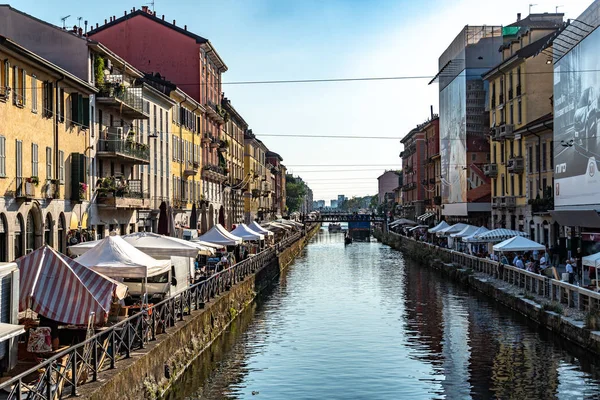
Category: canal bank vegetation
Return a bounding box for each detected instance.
[375,229,600,356]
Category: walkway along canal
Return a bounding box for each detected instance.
[0,223,320,400]
[165,228,600,399]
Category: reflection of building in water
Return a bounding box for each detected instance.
[440,295,471,399]
[433,25,502,225]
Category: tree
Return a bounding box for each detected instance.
[286,174,307,213]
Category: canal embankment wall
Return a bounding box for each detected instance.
[78,224,321,400]
[374,229,600,356]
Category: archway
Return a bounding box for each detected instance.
[26,204,43,252]
[218,205,225,227]
[0,214,7,262]
[58,213,66,254]
[44,213,54,248]
[200,206,208,233]
[208,204,214,229]
[14,214,24,259]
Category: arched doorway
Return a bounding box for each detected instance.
[44,213,54,248]
[200,206,208,233]
[58,213,66,254]
[0,214,7,262]
[208,204,214,229]
[26,205,43,253]
[218,205,225,227]
[14,214,24,259]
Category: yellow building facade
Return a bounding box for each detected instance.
[483,18,559,231]
[0,36,95,261]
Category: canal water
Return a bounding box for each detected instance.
[167,227,600,399]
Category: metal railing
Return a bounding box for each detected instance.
[98,86,145,114]
[399,234,600,314]
[97,139,150,162]
[0,230,308,399]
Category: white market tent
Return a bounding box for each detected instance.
[69,232,215,258]
[389,219,417,227]
[450,225,479,238]
[493,236,545,252]
[472,228,529,243]
[409,224,429,231]
[437,223,469,237]
[249,221,274,236]
[231,224,264,241]
[196,224,243,246]
[583,252,600,288]
[263,222,292,231]
[276,219,304,228]
[462,226,490,242]
[428,221,450,233]
[192,240,226,250]
[75,235,171,278]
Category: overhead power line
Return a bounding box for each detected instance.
[258,134,401,139]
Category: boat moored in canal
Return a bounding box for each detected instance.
[328,223,342,232]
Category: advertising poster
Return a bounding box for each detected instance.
[554,27,600,208]
[440,71,467,204]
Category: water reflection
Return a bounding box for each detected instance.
[167,229,600,399]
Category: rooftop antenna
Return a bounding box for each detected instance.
[556,5,563,13]
[146,0,155,12]
[77,16,82,28]
[529,3,537,14]
[61,15,71,29]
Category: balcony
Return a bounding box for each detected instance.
[205,99,227,124]
[45,180,60,200]
[433,196,442,205]
[210,137,220,149]
[492,197,501,209]
[15,179,35,200]
[202,132,213,145]
[484,163,498,177]
[96,178,149,209]
[96,138,150,164]
[505,196,517,210]
[0,86,9,102]
[184,161,199,176]
[96,85,149,119]
[202,164,228,182]
[507,156,524,173]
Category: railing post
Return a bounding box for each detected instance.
[92,338,98,381]
[46,361,53,400]
[125,323,131,359]
[111,330,116,368]
[71,350,78,396]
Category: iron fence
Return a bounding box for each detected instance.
[0,229,307,399]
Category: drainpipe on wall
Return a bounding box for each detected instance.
[54,75,65,192]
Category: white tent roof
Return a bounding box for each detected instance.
[493,236,545,252]
[197,224,242,246]
[437,223,469,236]
[450,225,478,238]
[276,219,303,228]
[263,222,292,231]
[191,240,225,249]
[69,232,215,258]
[249,221,274,236]
[428,221,450,233]
[583,252,600,267]
[408,224,429,231]
[389,218,417,227]
[231,224,264,241]
[474,228,529,243]
[462,226,490,242]
[75,235,171,278]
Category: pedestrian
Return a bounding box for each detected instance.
[539,252,547,271]
[515,255,525,270]
[551,243,560,267]
[576,247,586,281]
[566,258,575,284]
[513,253,520,267]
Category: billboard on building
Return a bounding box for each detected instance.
[440,71,467,204]
[554,27,600,209]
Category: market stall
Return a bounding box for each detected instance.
[428,220,450,233]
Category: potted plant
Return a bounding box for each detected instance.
[27,176,40,186]
[79,182,88,200]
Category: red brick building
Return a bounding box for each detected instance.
[400,124,426,221]
[422,116,441,224]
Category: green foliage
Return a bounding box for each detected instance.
[94,56,105,87]
[286,174,307,213]
[541,302,563,315]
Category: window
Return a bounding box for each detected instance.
[509,102,514,125]
[549,141,554,170]
[58,150,65,183]
[46,147,52,179]
[510,174,514,195]
[31,76,37,113]
[0,136,5,177]
[535,144,540,173]
[71,93,90,127]
[2,60,9,90]
[517,99,522,124]
[518,174,522,196]
[501,174,505,196]
[542,142,547,171]
[493,144,496,163]
[500,142,505,163]
[42,81,53,118]
[528,146,533,173]
[57,88,65,123]
[471,153,476,161]
[12,66,18,105]
[31,143,38,177]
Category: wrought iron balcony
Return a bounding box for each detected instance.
[0,86,9,101]
[484,163,498,177]
[96,179,149,209]
[96,85,148,119]
[505,196,517,210]
[97,138,150,164]
[507,156,524,174]
[202,164,228,182]
[184,161,199,176]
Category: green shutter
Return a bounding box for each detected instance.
[82,96,90,128]
[71,93,79,125]
[70,152,85,200]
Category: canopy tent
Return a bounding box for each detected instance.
[493,236,545,252]
[75,235,171,278]
[583,252,600,268]
[263,222,292,231]
[409,224,429,231]
[196,224,243,246]
[69,232,215,258]
[231,224,264,241]
[462,226,490,242]
[389,218,417,227]
[450,225,479,238]
[15,246,127,325]
[428,220,450,233]
[437,223,469,236]
[191,239,226,250]
[276,219,304,228]
[472,228,529,243]
[249,221,274,236]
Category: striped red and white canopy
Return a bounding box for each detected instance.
[15,246,121,325]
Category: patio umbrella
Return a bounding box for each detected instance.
[157,201,169,235]
[190,203,198,230]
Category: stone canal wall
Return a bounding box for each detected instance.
[78,224,320,400]
[375,229,600,356]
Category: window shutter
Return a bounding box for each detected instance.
[71,93,79,125]
[3,61,8,88]
[21,69,26,105]
[82,96,89,127]
[0,136,5,177]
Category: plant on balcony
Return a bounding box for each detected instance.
[79,182,88,200]
[115,179,129,197]
[27,176,40,186]
[94,56,105,87]
[138,143,149,152]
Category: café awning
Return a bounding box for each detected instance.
[417,212,436,222]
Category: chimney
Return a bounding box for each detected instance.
[84,20,88,33]
[124,11,127,16]
[142,5,148,13]
[162,15,165,20]
[78,27,83,36]
[430,105,434,119]
[184,25,187,31]
[153,11,156,16]
[96,23,99,28]
[517,13,521,21]
[133,7,136,11]
[104,19,107,24]
[173,19,176,26]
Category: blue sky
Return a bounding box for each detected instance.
[9,0,592,203]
